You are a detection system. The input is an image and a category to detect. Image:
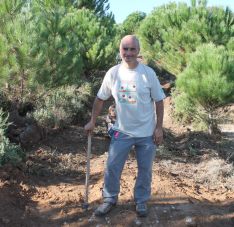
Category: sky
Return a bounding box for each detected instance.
[108,0,234,24]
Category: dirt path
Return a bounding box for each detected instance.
[0,100,234,227]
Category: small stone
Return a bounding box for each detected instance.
[185,216,197,226]
[135,219,142,226]
[105,216,111,224]
[88,214,96,222]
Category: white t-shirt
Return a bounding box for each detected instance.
[97,63,166,137]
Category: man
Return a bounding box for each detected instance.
[84,35,165,217]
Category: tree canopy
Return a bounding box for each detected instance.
[138,1,234,76]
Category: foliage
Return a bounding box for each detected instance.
[0,0,116,94]
[74,0,113,19]
[121,11,146,35]
[171,90,207,131]
[174,43,234,134]
[0,109,24,166]
[0,0,34,101]
[171,89,196,123]
[138,1,234,76]
[30,4,82,88]
[30,2,117,88]
[33,84,92,129]
[227,37,234,58]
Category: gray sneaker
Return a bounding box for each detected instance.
[94,202,116,216]
[136,203,148,217]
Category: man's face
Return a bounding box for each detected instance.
[119,38,140,64]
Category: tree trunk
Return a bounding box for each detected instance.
[208,112,220,135]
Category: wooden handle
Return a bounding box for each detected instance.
[85,133,91,205]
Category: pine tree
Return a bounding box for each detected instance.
[121,11,146,35]
[138,0,234,76]
[74,0,111,18]
[175,43,234,134]
[30,1,117,88]
[0,0,33,101]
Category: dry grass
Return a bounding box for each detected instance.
[195,158,234,190]
[159,158,234,191]
[26,148,86,176]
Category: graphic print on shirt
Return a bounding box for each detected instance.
[118,80,137,104]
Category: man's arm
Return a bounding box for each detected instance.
[84,97,104,133]
[154,100,164,145]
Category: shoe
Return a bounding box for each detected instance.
[94,202,116,216]
[136,203,148,217]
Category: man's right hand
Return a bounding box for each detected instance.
[84,97,104,134]
[84,121,95,134]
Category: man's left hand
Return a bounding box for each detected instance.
[154,127,163,145]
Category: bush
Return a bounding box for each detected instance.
[33,84,92,129]
[0,109,24,166]
[171,89,195,124]
[174,43,234,134]
[171,89,207,130]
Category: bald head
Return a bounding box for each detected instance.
[120,35,140,50]
[119,35,140,68]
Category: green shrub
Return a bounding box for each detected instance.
[33,84,92,129]
[171,89,195,124]
[0,139,24,166]
[32,108,56,129]
[171,90,207,130]
[0,109,24,166]
[174,43,234,134]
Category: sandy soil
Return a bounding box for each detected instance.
[0,98,234,227]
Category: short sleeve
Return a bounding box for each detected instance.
[97,70,112,100]
[149,68,166,102]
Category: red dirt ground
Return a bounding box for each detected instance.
[0,98,233,227]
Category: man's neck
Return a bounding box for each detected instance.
[122,61,139,69]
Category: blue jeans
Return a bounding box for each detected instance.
[103,131,156,204]
[108,128,115,137]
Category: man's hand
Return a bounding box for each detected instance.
[154,127,163,145]
[84,121,95,134]
[84,97,104,134]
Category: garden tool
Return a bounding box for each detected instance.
[82,133,91,211]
